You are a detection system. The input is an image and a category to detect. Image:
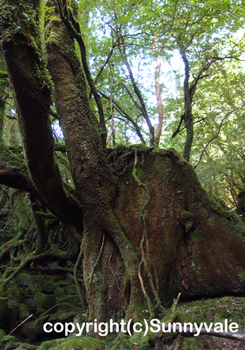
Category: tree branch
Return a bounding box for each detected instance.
[179,46,193,162]
[100,91,146,144]
[91,38,119,90]
[119,36,154,145]
[154,54,163,147]
[56,0,107,148]
[194,109,238,169]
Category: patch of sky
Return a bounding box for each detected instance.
[52,120,64,140]
[10,109,16,116]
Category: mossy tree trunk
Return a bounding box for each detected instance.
[0,0,245,326]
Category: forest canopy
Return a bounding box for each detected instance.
[1,0,245,207]
[0,0,245,349]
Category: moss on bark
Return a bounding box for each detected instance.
[111,147,245,308]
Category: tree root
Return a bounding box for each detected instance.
[132,148,164,316]
[108,253,128,312]
[0,231,25,262]
[89,232,105,284]
[155,293,181,349]
[74,242,86,311]
[162,335,182,350]
[1,247,80,287]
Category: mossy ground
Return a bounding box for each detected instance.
[27,296,245,350]
[107,296,245,350]
[37,336,105,350]
[166,296,245,350]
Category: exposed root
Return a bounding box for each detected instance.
[74,242,86,310]
[106,145,135,176]
[0,231,25,262]
[0,186,9,208]
[1,247,78,287]
[132,148,164,315]
[155,293,181,349]
[102,210,142,322]
[162,334,182,350]
[3,214,14,229]
[89,232,105,284]
[2,252,43,286]
[108,253,128,312]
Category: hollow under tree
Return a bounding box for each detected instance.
[0,0,245,343]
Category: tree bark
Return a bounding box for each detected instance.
[0,0,83,229]
[180,48,193,162]
[47,1,145,321]
[1,0,245,330]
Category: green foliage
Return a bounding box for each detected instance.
[43,5,55,38]
[1,0,244,207]
[0,329,6,342]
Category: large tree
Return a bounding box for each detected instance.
[0,0,245,347]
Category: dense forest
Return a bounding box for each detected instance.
[0,0,245,349]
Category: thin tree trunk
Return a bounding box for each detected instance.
[154,54,163,147]
[180,48,193,162]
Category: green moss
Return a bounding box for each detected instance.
[35,307,45,317]
[56,336,105,350]
[0,142,26,170]
[54,287,66,298]
[0,283,5,297]
[0,335,21,350]
[28,284,43,295]
[180,337,204,349]
[0,329,6,342]
[180,211,194,220]
[128,144,149,153]
[57,295,80,307]
[138,330,156,350]
[37,340,56,350]
[15,193,31,231]
[6,280,22,300]
[190,227,202,243]
[39,339,73,350]
[217,207,226,216]
[66,285,77,295]
[43,281,56,293]
[18,303,29,321]
[109,334,132,350]
[176,296,245,332]
[40,336,104,350]
[33,292,56,308]
[16,273,44,287]
[0,298,7,326]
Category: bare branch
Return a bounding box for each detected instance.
[194,109,238,169]
[118,36,154,145]
[93,38,119,87]
[154,54,163,147]
[100,91,146,144]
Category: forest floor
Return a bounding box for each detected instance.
[0,200,245,350]
[201,336,244,350]
[0,267,244,350]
